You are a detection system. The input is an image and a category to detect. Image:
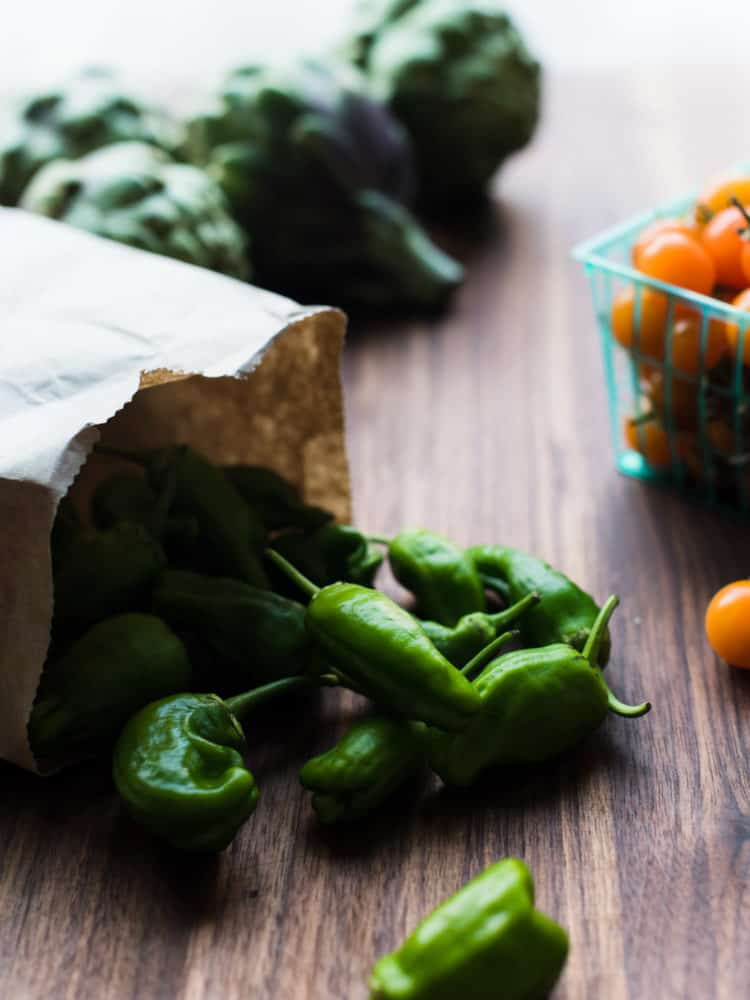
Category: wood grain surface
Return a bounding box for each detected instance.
[2,70,750,1000]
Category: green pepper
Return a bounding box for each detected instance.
[267,549,511,731]
[29,613,192,760]
[418,591,540,667]
[468,544,611,665]
[300,715,424,823]
[53,521,166,635]
[152,569,311,684]
[385,529,486,626]
[369,857,568,1000]
[96,444,268,587]
[223,464,333,533]
[427,596,651,786]
[112,676,307,852]
[91,473,158,530]
[272,523,383,588]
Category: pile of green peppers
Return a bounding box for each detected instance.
[32,443,651,996]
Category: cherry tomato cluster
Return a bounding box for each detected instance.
[614,169,750,491]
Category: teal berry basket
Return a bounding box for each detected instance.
[574,187,750,515]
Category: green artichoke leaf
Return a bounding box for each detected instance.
[362,0,542,208]
[20,141,249,280]
[0,67,182,206]
[183,60,461,309]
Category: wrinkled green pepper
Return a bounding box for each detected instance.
[419,591,539,667]
[53,521,166,635]
[96,443,268,587]
[369,857,568,1000]
[468,544,611,666]
[113,676,306,851]
[300,715,424,823]
[267,550,512,731]
[272,523,383,588]
[29,613,191,760]
[224,464,333,533]
[152,569,311,684]
[91,473,158,530]
[427,596,651,786]
[386,529,486,626]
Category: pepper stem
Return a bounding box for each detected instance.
[367,536,390,546]
[224,676,311,720]
[265,548,320,599]
[461,630,518,678]
[607,691,651,718]
[730,196,750,233]
[488,591,541,628]
[582,594,619,665]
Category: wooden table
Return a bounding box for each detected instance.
[2,71,750,1000]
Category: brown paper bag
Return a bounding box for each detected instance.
[0,209,350,772]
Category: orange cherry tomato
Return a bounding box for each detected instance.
[667,310,726,374]
[610,286,667,355]
[632,218,696,267]
[623,416,673,468]
[705,580,750,669]
[742,242,750,285]
[700,205,750,288]
[637,232,716,295]
[724,288,750,365]
[643,370,700,430]
[697,172,750,219]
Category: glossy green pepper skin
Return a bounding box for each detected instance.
[29,613,191,761]
[427,597,651,786]
[272,524,384,589]
[152,569,311,684]
[21,141,249,280]
[267,550,491,731]
[0,67,180,206]
[468,545,610,666]
[52,522,166,635]
[223,465,333,533]
[97,444,268,588]
[369,858,569,1000]
[300,715,423,823]
[113,677,306,852]
[387,529,485,626]
[419,591,539,667]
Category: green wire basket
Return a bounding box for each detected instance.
[575,189,750,514]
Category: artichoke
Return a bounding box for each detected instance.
[360,0,541,208]
[21,142,249,280]
[184,61,462,310]
[0,67,181,206]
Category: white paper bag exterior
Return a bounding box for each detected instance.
[0,209,349,772]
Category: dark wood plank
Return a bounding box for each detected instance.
[3,69,750,999]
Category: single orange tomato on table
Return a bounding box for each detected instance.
[724,288,750,365]
[631,218,697,267]
[700,205,750,289]
[637,232,716,295]
[705,581,750,669]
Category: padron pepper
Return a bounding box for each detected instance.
[53,521,166,635]
[427,596,651,786]
[418,591,540,667]
[266,549,512,731]
[224,464,333,533]
[29,613,191,760]
[113,676,307,852]
[300,715,424,823]
[271,523,383,589]
[384,529,486,626]
[468,544,611,665]
[90,472,200,552]
[152,569,311,684]
[96,443,268,587]
[369,857,568,1000]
